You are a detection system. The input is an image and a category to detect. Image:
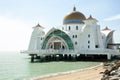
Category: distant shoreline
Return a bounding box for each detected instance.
[28,63,104,80]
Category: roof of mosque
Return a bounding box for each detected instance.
[63,7,86,24]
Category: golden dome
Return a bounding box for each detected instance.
[64,11,86,20]
[63,7,86,24]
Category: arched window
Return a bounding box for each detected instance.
[88,41,90,44]
[73,35,74,38]
[76,26,78,30]
[88,34,90,38]
[88,45,90,48]
[51,45,53,48]
[75,35,77,38]
[95,45,99,48]
[69,26,71,30]
[75,42,77,45]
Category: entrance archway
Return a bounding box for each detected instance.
[46,36,67,50]
[41,29,74,50]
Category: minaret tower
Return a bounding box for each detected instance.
[28,24,45,51]
[85,15,104,49]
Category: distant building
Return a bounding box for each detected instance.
[23,7,120,61]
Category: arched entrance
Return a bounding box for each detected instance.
[47,36,67,50]
[41,29,74,50]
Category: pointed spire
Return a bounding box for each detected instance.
[86,15,94,20]
[89,15,93,19]
[103,26,111,31]
[73,6,76,11]
[36,23,41,27]
[33,23,44,29]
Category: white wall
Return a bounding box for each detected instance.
[28,27,45,50]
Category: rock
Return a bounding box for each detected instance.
[101,75,109,80]
[110,70,118,76]
[109,77,120,80]
[101,60,120,80]
[104,69,111,76]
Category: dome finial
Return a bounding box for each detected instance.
[89,14,92,18]
[86,14,94,20]
[73,6,76,11]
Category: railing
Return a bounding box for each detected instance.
[20,49,120,55]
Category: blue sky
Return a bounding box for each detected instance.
[0,0,120,51]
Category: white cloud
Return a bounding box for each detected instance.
[103,14,120,21]
[0,16,32,51]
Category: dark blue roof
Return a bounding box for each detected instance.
[63,19,84,24]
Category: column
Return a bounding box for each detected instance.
[107,53,111,60]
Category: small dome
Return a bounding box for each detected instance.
[63,7,86,24]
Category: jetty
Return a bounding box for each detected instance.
[21,48,120,62]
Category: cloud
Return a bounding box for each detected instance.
[103,14,120,21]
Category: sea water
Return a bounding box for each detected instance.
[0,51,100,80]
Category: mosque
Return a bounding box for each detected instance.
[22,7,120,62]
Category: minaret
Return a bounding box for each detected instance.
[28,23,45,51]
[85,15,104,49]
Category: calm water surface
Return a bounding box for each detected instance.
[0,52,100,80]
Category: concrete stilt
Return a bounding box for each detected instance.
[40,55,44,62]
[63,54,66,60]
[72,55,76,61]
[40,55,45,62]
[56,55,59,61]
[77,54,81,61]
[107,53,111,60]
[45,55,49,61]
[50,55,53,61]
[39,56,41,62]
[52,55,55,61]
[48,55,51,61]
[68,54,72,60]
[59,54,63,60]
[75,54,77,60]
[31,54,35,62]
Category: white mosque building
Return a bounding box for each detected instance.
[23,7,120,61]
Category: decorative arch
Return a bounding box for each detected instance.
[41,29,74,50]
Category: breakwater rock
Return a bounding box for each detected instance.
[101,60,120,80]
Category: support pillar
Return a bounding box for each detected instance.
[107,54,111,60]
[64,54,68,60]
[72,55,76,61]
[56,55,59,61]
[39,56,42,62]
[59,54,63,60]
[31,54,35,62]
[68,54,72,60]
